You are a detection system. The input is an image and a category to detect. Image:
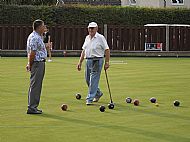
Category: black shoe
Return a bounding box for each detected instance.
[36,108,43,113]
[27,108,42,114]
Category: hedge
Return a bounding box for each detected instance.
[0,0,121,5]
[1,4,190,26]
[0,0,55,5]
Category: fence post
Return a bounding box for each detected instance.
[166,25,169,51]
[104,24,108,40]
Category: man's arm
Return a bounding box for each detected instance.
[101,35,110,70]
[104,49,110,70]
[26,51,36,72]
[77,50,85,71]
[48,35,51,43]
[45,35,51,49]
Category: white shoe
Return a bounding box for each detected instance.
[48,59,52,62]
[86,101,93,105]
[93,92,103,102]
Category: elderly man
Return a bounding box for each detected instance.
[26,19,48,114]
[77,22,110,105]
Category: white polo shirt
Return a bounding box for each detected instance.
[82,32,109,58]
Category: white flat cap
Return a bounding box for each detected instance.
[88,22,98,28]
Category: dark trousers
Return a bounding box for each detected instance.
[28,62,45,110]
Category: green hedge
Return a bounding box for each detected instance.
[1,4,190,26]
[0,0,121,5]
[0,0,55,5]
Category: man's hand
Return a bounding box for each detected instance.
[26,63,31,72]
[104,49,110,70]
[50,42,53,50]
[46,42,51,49]
[26,51,35,72]
[77,63,82,71]
[77,50,85,71]
[104,62,110,70]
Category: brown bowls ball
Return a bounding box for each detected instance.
[61,104,68,111]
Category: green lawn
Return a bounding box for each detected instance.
[0,57,190,142]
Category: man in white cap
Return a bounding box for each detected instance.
[77,22,110,105]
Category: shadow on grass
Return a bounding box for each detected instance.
[129,106,190,121]
[99,101,190,121]
[36,113,190,142]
